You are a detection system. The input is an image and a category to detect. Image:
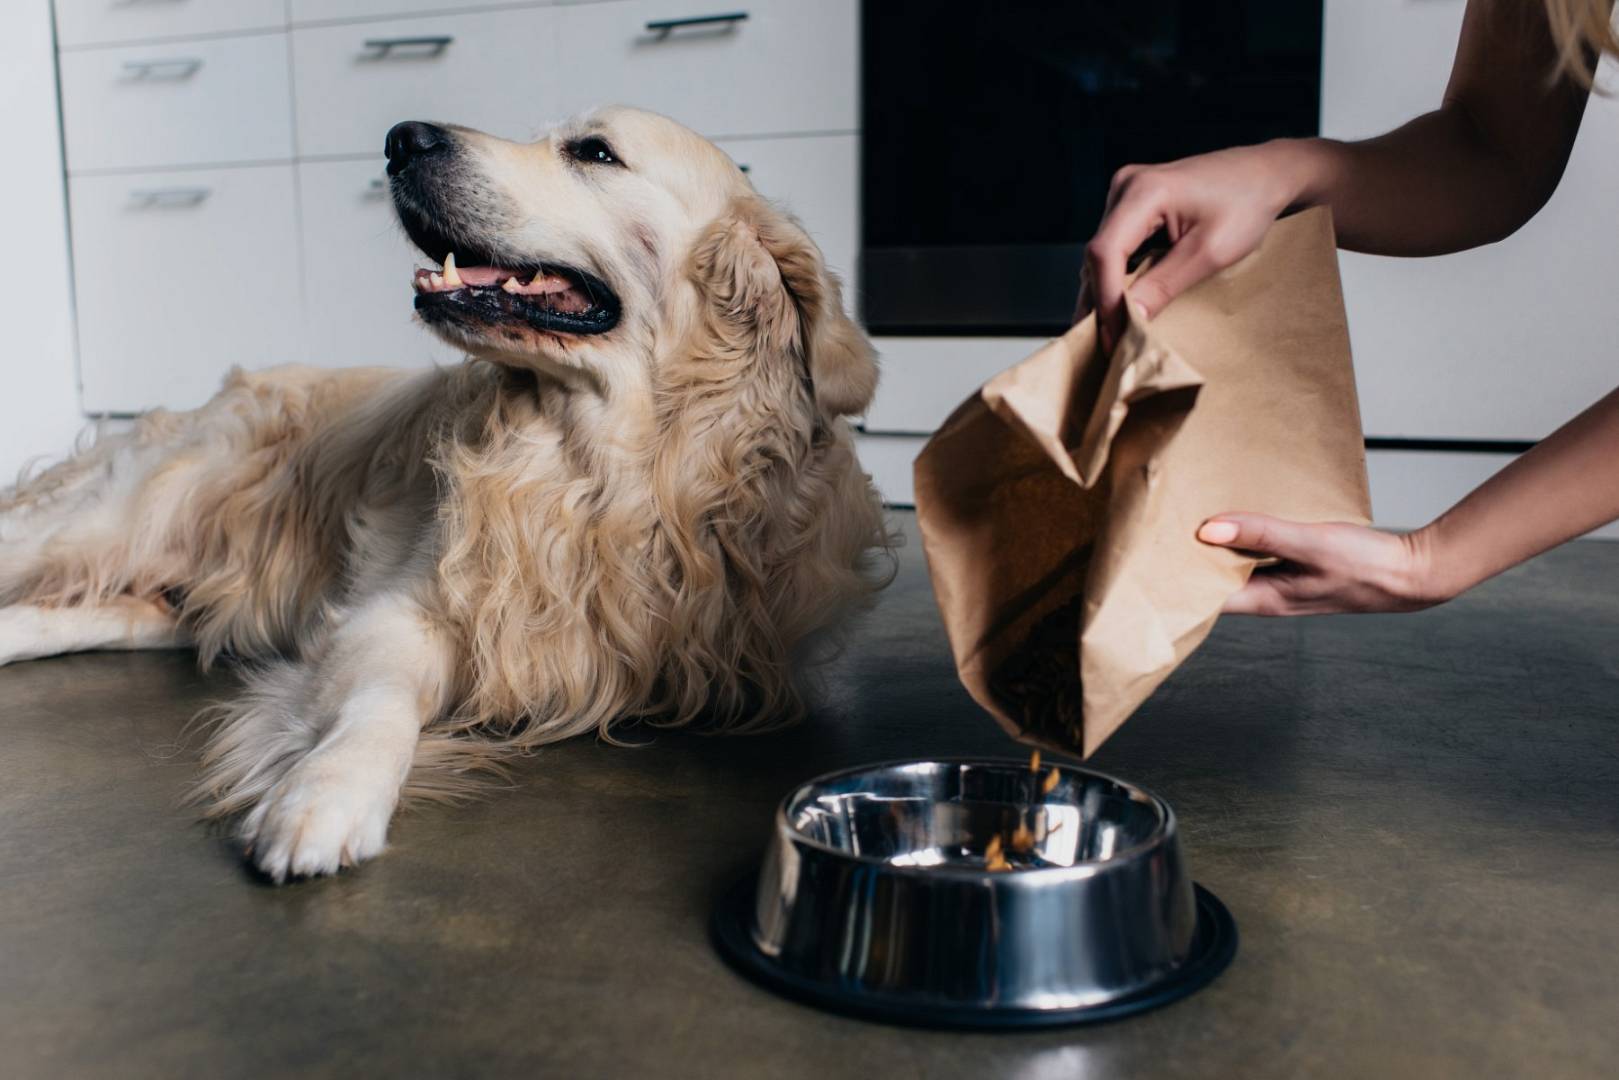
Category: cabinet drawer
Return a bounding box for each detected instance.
[291,9,562,158]
[555,0,858,137]
[861,337,1049,435]
[70,167,304,413]
[714,134,858,311]
[290,1,554,24]
[297,160,460,369]
[853,433,925,508]
[54,0,285,49]
[59,35,294,173]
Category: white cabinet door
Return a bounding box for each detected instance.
[861,337,1048,435]
[59,35,294,173]
[291,9,563,158]
[71,167,305,414]
[554,0,858,137]
[853,433,925,508]
[713,134,858,309]
[297,160,461,369]
[54,0,285,49]
[1324,0,1619,440]
[290,0,554,23]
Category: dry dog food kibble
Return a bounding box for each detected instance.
[981,750,1062,871]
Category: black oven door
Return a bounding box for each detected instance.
[860,0,1323,336]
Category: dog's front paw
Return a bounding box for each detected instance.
[241,752,399,883]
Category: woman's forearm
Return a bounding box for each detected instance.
[1259,108,1571,258]
[1411,388,1619,601]
[1255,0,1592,259]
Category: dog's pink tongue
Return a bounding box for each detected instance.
[453,265,575,296]
[501,271,573,296]
[456,265,507,288]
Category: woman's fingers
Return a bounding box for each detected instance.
[1196,512,1316,562]
[1125,232,1220,322]
[1085,180,1168,352]
[1072,268,1095,325]
[1102,163,1142,216]
[1199,514,1445,617]
[1220,575,1294,616]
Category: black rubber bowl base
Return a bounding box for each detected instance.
[711,873,1237,1031]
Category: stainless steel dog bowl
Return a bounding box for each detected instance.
[711,759,1235,1028]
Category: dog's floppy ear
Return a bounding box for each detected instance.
[689,196,877,417]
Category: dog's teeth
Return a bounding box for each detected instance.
[501,276,522,294]
[443,252,462,288]
[429,272,445,289]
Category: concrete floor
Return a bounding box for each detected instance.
[2,512,1617,1079]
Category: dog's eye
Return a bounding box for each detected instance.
[568,137,623,167]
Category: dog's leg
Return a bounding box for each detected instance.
[0,597,187,667]
[204,592,456,882]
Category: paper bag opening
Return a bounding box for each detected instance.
[914,207,1371,757]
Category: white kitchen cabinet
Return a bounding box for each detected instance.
[57,0,863,423]
[862,336,1047,435]
[70,167,304,414]
[297,160,461,369]
[290,0,556,24]
[1324,0,1619,440]
[290,9,563,157]
[54,0,286,49]
[1366,449,1619,538]
[554,0,859,136]
[59,34,295,174]
[853,433,925,508]
[714,134,859,308]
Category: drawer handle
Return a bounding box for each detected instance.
[366,177,390,198]
[362,36,454,59]
[122,57,203,80]
[129,187,211,208]
[645,12,749,38]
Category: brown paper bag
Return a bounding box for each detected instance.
[913,207,1371,757]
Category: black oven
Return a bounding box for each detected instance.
[860,0,1324,336]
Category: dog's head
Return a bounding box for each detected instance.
[387,105,876,417]
[397,107,890,735]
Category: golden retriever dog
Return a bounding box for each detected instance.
[0,107,889,881]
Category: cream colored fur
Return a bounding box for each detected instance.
[0,107,891,881]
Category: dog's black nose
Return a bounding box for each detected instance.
[385,121,450,176]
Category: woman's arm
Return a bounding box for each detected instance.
[1080,0,1600,351]
[1197,387,1619,615]
[1300,0,1593,255]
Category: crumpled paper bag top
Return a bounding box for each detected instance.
[914,207,1371,757]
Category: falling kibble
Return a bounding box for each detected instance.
[978,751,1064,872]
[985,833,1011,872]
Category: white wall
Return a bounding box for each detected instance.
[0,2,85,483]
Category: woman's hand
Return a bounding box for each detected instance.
[1196,513,1448,616]
[1077,143,1302,354]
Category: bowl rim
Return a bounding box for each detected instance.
[772,756,1177,881]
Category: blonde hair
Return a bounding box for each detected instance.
[1543,0,1619,86]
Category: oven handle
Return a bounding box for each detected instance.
[645,12,749,39]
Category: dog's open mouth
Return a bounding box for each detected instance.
[412,254,620,337]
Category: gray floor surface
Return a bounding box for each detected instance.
[3,512,1617,1079]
